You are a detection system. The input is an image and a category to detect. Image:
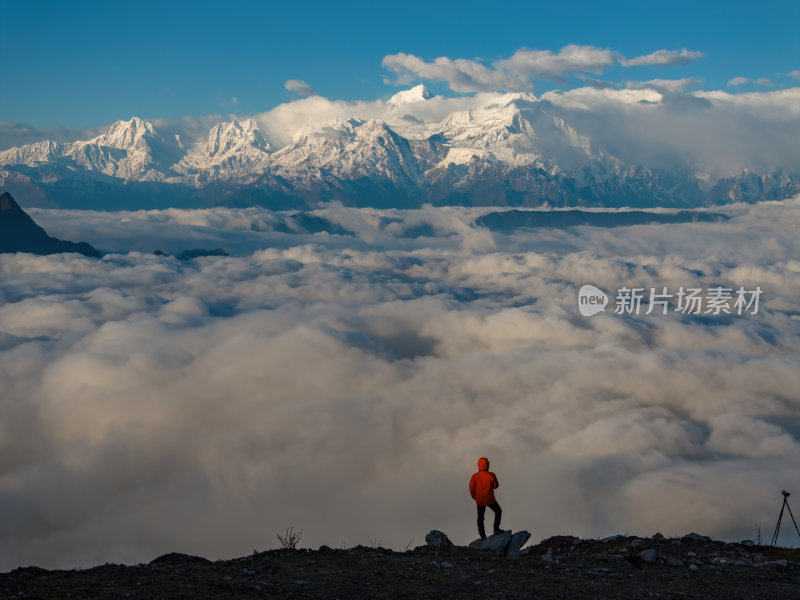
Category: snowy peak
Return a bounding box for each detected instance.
[204,119,270,155]
[387,85,432,106]
[273,118,423,184]
[90,117,159,150]
[75,117,180,181]
[175,119,272,182]
[0,117,176,181]
[0,139,66,166]
[434,97,539,166]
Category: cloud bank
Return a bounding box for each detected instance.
[0,199,799,570]
[383,44,705,92]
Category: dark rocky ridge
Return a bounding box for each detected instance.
[475,208,730,232]
[2,534,799,599]
[0,192,100,257]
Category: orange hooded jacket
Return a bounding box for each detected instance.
[469,457,499,506]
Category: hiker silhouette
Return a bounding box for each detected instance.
[469,457,502,539]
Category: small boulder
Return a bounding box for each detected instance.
[507,531,531,557]
[425,530,454,548]
[468,530,513,553]
[739,539,755,547]
[757,559,788,569]
[683,532,711,542]
[638,548,657,563]
[666,557,685,567]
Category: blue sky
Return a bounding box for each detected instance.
[1,0,799,129]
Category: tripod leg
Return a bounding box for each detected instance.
[771,499,787,547]
[784,499,800,539]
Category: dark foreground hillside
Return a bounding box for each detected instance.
[2,534,799,599]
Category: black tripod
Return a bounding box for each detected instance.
[770,490,800,547]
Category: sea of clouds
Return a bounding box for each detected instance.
[1,199,799,569]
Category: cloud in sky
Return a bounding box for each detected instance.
[381,53,531,93]
[495,44,620,81]
[621,48,705,67]
[625,78,701,93]
[728,77,774,88]
[383,44,705,93]
[1,198,799,569]
[284,79,315,96]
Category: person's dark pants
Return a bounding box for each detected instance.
[476,501,502,538]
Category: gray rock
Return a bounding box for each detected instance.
[689,564,700,571]
[541,548,554,563]
[630,538,645,548]
[601,534,624,543]
[468,530,513,553]
[652,532,664,540]
[683,532,712,542]
[425,530,454,548]
[666,557,685,567]
[441,561,455,568]
[739,539,755,546]
[757,559,788,569]
[507,531,531,557]
[638,548,657,563]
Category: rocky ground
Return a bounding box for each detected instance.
[2,533,799,599]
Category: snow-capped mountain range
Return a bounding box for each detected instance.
[1,86,797,209]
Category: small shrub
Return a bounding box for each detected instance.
[277,526,303,550]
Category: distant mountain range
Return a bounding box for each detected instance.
[1,87,798,210]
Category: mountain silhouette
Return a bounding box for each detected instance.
[0,192,100,257]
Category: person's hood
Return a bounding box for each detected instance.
[477,457,489,471]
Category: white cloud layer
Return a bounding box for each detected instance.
[1,198,799,569]
[382,53,531,93]
[495,45,620,81]
[382,45,705,93]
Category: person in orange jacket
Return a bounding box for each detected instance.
[469,457,503,539]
